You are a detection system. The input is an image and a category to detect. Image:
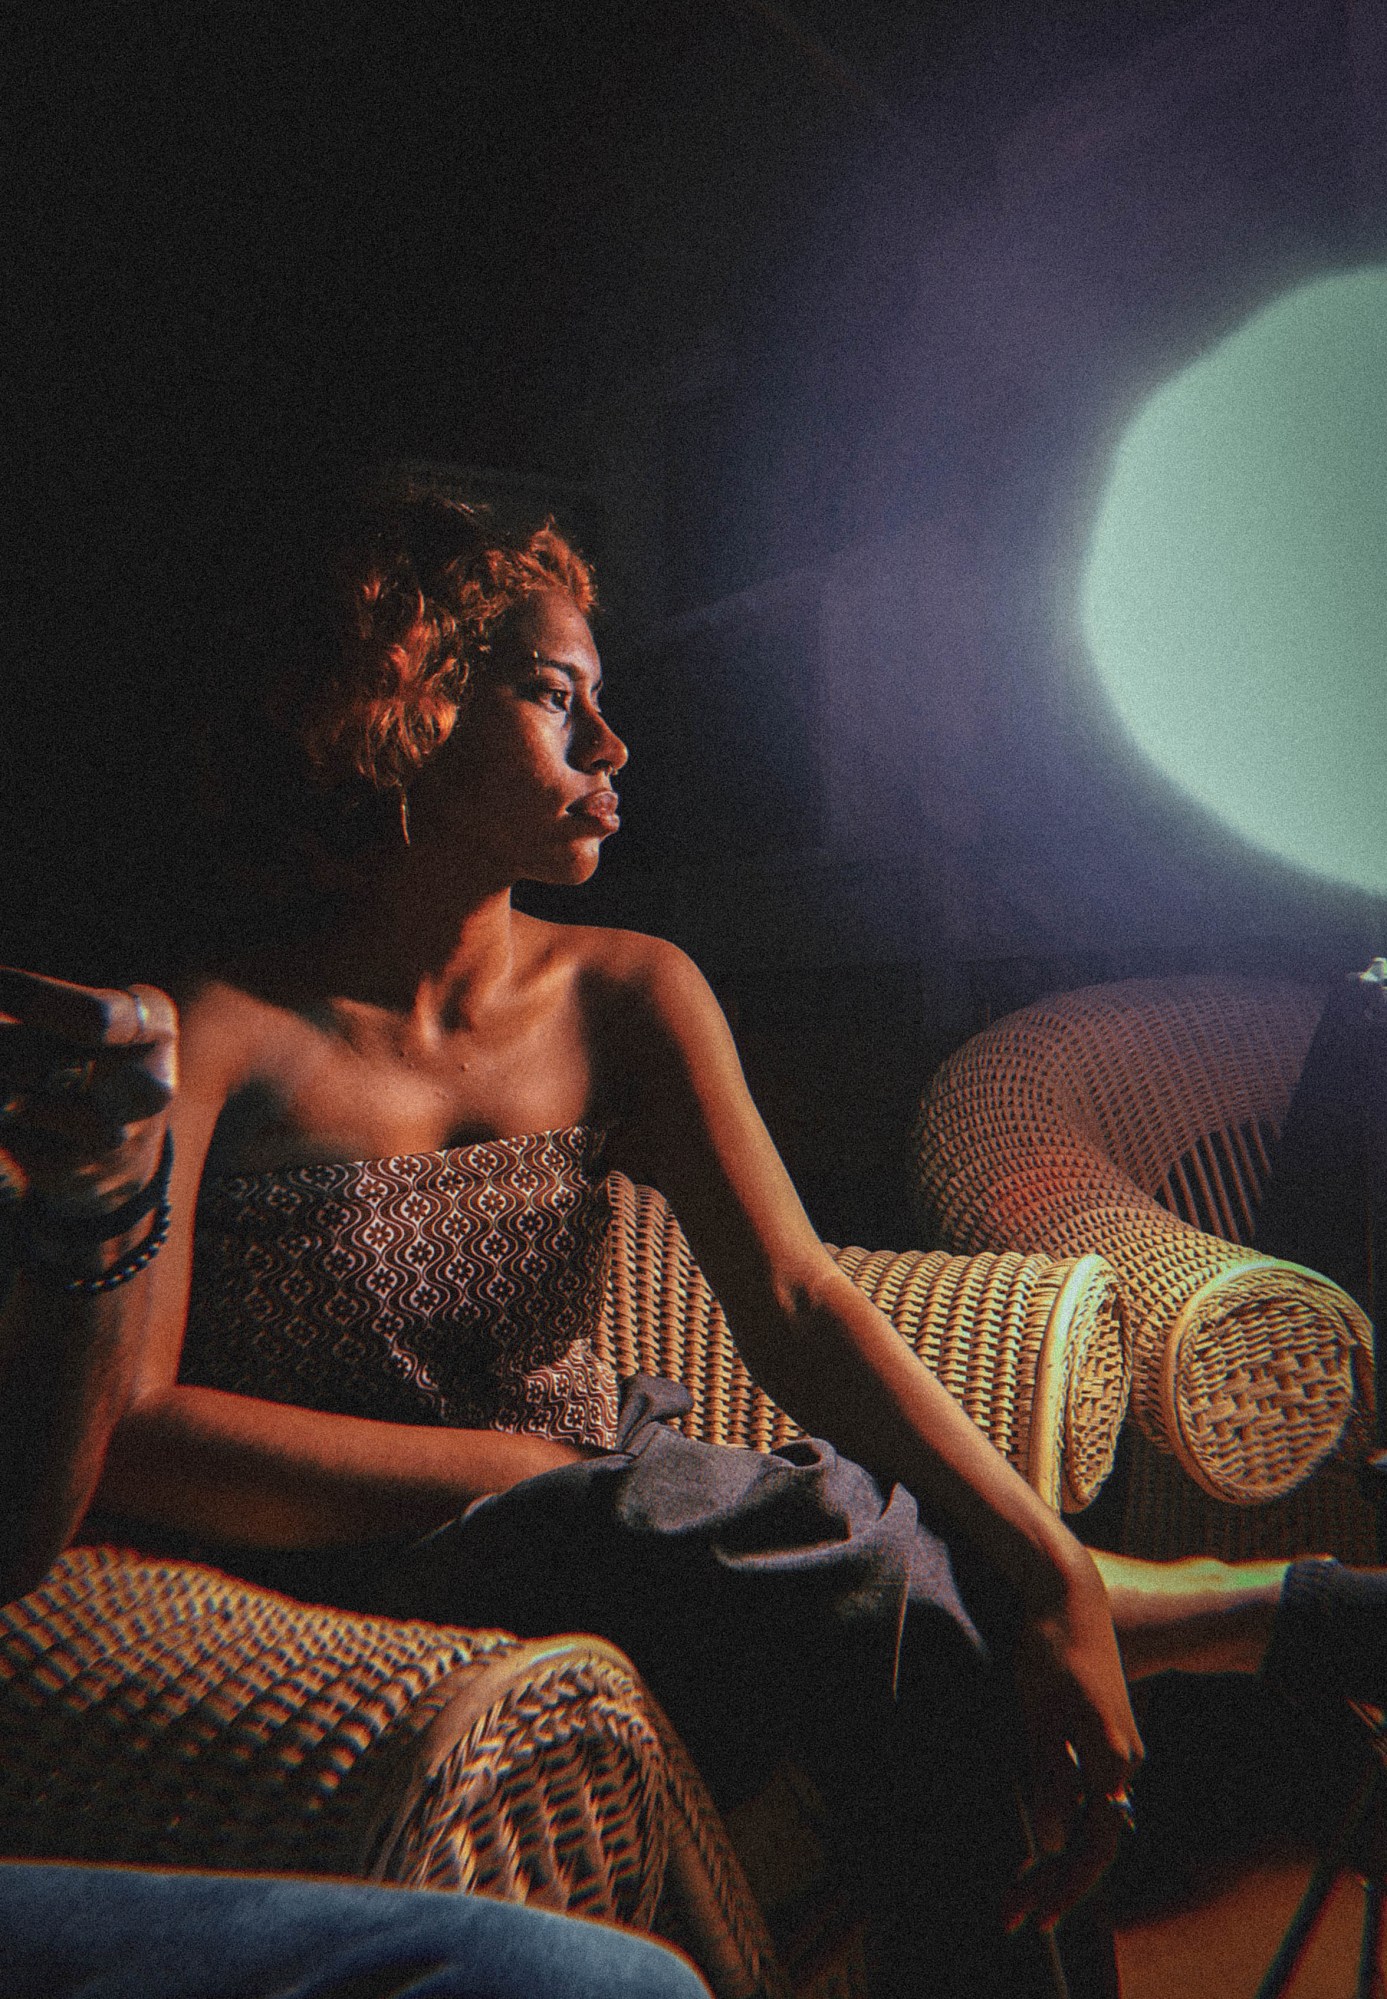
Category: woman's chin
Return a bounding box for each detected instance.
[528,845,606,889]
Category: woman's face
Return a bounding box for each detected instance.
[417,589,628,887]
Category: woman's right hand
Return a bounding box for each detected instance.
[0,966,177,1225]
[1003,1549,1145,1934]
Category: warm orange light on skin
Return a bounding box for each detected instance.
[408,592,628,892]
[1095,1553,1289,1678]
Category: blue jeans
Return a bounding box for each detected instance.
[0,1861,711,1998]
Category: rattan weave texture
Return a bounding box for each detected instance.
[0,1180,1130,1999]
[596,1173,1130,1513]
[0,1546,512,1879]
[912,977,1373,1511]
[0,1545,781,1998]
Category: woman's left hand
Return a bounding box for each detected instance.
[1002,1551,1144,1934]
[0,966,177,1220]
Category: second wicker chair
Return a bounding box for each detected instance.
[913,974,1375,1558]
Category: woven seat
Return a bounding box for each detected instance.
[912,975,1375,1553]
[0,1179,1131,1998]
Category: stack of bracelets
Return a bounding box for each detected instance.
[16,1132,175,1296]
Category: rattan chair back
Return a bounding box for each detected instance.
[913,976,1373,1524]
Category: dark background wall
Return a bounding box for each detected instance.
[6,0,1385,1245]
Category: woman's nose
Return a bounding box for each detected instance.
[583,711,628,774]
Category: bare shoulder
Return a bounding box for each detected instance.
[542,926,738,1100]
[532,920,715,1014]
[174,977,307,1102]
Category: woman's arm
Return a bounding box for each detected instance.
[94,982,590,1552]
[0,970,176,1599]
[98,1381,598,1548]
[604,938,1144,1929]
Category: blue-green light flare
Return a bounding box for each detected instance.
[1081,267,1387,895]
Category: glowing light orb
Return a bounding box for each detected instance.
[1080,267,1387,895]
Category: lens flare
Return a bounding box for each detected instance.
[1081,267,1387,895]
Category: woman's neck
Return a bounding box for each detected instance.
[248,866,529,1023]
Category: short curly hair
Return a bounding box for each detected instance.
[295,493,597,796]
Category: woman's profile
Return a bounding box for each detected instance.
[3,484,1384,1998]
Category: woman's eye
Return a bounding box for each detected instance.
[530,681,571,711]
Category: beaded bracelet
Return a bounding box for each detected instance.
[59,1195,173,1295]
[20,1133,175,1296]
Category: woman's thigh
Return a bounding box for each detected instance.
[248,1414,1013,1845]
[0,1861,710,1999]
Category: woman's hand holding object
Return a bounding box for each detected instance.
[0,966,177,1285]
[1002,1550,1144,1936]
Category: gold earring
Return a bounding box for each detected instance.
[398,788,411,847]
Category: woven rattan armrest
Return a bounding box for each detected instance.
[1022,1199,1372,1506]
[0,1545,782,1999]
[596,1173,1130,1513]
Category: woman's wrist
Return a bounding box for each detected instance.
[1002,1503,1102,1618]
[17,1131,174,1293]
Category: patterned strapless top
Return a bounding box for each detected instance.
[180,1126,621,1451]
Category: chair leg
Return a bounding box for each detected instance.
[1253,1753,1381,1999]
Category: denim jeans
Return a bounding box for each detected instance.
[0,1861,711,1998]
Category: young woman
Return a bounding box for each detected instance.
[1,492,1377,1997]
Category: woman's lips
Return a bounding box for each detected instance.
[568,791,620,832]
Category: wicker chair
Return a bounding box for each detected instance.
[0,1176,1131,1998]
[912,974,1377,1560]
